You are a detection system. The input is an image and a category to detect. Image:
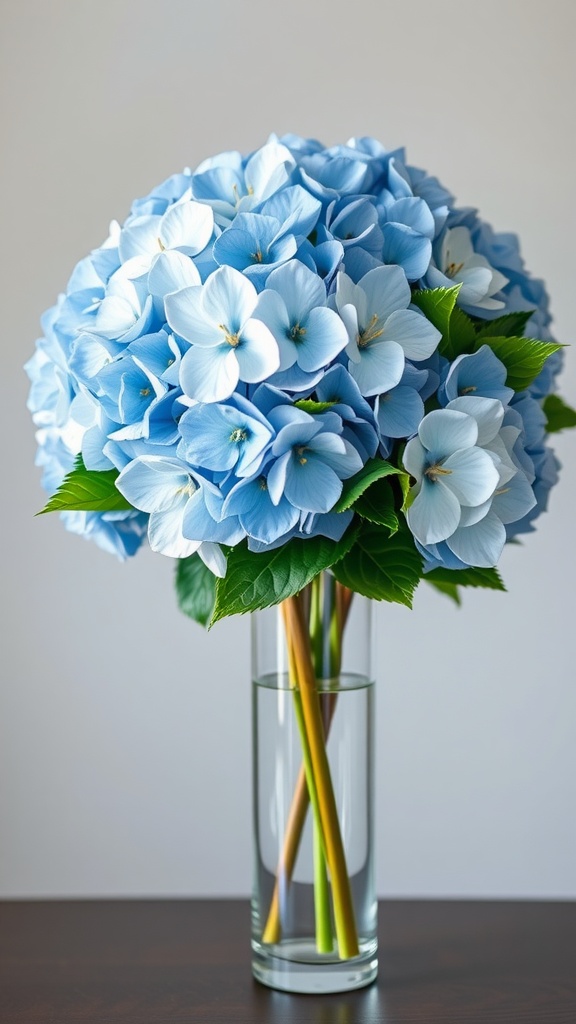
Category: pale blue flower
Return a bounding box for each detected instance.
[97,353,167,437]
[165,265,280,402]
[378,195,435,280]
[213,212,297,283]
[222,469,300,545]
[255,261,348,373]
[191,141,296,224]
[266,406,363,514]
[438,345,514,407]
[297,150,371,204]
[403,402,501,548]
[315,364,379,460]
[406,396,537,567]
[93,264,155,343]
[118,197,215,270]
[375,370,426,441]
[178,393,274,478]
[115,454,227,570]
[295,238,344,290]
[426,226,509,313]
[323,196,383,261]
[255,184,321,241]
[335,266,441,397]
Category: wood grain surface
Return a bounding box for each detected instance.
[1,899,574,1023]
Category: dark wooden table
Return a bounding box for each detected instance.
[0,899,574,1023]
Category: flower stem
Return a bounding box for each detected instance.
[282,594,359,960]
[261,581,352,946]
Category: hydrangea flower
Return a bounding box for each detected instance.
[335,266,441,397]
[26,133,570,587]
[165,265,279,402]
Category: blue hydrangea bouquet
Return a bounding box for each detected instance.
[27,135,576,972]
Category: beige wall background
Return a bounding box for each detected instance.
[1,0,575,897]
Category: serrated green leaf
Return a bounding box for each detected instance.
[426,579,461,605]
[473,335,562,391]
[411,286,476,360]
[333,458,406,513]
[353,477,398,534]
[175,554,216,628]
[37,455,133,514]
[211,522,360,624]
[294,398,338,414]
[543,393,576,433]
[474,310,533,340]
[425,565,506,593]
[331,522,423,608]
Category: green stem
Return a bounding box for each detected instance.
[287,653,333,951]
[262,582,354,947]
[309,575,334,953]
[283,597,359,960]
[313,819,333,953]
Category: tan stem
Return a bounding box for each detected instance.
[262,582,352,945]
[281,594,359,959]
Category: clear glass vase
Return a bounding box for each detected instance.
[251,572,377,993]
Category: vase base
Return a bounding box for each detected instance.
[252,939,378,994]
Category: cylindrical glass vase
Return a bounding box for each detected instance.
[251,572,376,993]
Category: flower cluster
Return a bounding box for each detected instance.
[26,134,572,599]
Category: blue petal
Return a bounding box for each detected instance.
[348,339,405,397]
[377,385,424,438]
[446,511,506,567]
[298,306,348,371]
[284,454,343,513]
[382,223,432,280]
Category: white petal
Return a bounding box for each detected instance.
[418,409,477,460]
[360,265,411,321]
[441,447,500,506]
[237,318,280,381]
[407,478,461,545]
[384,308,441,361]
[149,507,201,558]
[403,436,427,481]
[348,339,405,397]
[202,265,258,329]
[179,344,239,402]
[446,396,504,445]
[148,250,201,297]
[160,200,214,254]
[165,286,220,346]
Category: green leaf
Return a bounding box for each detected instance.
[474,310,533,340]
[473,336,562,391]
[543,393,576,433]
[411,286,476,360]
[175,554,217,628]
[425,565,506,593]
[211,522,360,624]
[353,477,398,534]
[333,458,408,513]
[37,455,133,515]
[331,522,423,608]
[294,398,338,414]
